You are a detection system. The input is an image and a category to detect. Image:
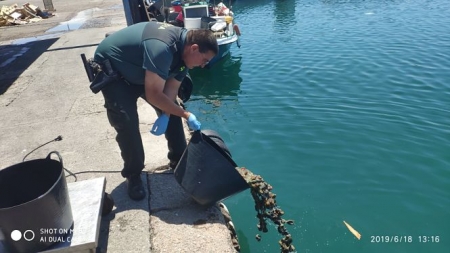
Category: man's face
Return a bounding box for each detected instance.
[184,44,216,69]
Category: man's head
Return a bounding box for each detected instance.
[183,29,219,69]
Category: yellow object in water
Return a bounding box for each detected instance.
[343,220,361,240]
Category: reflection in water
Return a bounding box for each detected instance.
[187,54,243,132]
[232,0,274,13]
[187,0,450,253]
[189,54,243,99]
[274,0,296,26]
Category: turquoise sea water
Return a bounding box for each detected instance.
[189,0,450,252]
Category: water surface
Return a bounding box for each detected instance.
[189,0,450,252]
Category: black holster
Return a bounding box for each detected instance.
[80,54,120,94]
[89,69,120,94]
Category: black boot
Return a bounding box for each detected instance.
[126,174,146,201]
[169,160,178,170]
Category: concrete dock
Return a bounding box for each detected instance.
[0,0,239,252]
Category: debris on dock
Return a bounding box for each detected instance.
[0,3,54,27]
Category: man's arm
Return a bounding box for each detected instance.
[144,70,190,119]
[163,77,181,102]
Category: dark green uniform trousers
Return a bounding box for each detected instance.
[101,78,187,178]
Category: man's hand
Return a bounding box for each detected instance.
[187,113,201,131]
[150,114,169,136]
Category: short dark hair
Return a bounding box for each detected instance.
[186,29,219,55]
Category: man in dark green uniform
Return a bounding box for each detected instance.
[94,22,218,200]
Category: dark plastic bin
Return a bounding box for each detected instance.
[174,130,249,206]
[0,152,73,253]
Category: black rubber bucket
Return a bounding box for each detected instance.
[200,129,232,158]
[174,130,249,206]
[0,151,73,253]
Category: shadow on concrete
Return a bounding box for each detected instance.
[0,38,58,95]
[0,39,99,96]
[107,179,149,215]
[94,171,229,251]
[97,214,112,253]
[97,175,149,253]
[147,172,226,226]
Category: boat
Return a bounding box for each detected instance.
[143,0,241,67]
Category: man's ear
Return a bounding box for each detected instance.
[191,44,199,52]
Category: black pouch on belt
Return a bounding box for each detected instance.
[89,59,120,94]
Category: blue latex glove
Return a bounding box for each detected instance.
[187,113,201,131]
[150,114,169,136]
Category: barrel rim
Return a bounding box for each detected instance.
[0,159,64,211]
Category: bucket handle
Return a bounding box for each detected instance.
[46,151,64,168]
[46,151,78,181]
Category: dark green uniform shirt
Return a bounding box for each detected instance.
[94,22,188,85]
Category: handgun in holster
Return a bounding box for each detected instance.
[80,53,120,94]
